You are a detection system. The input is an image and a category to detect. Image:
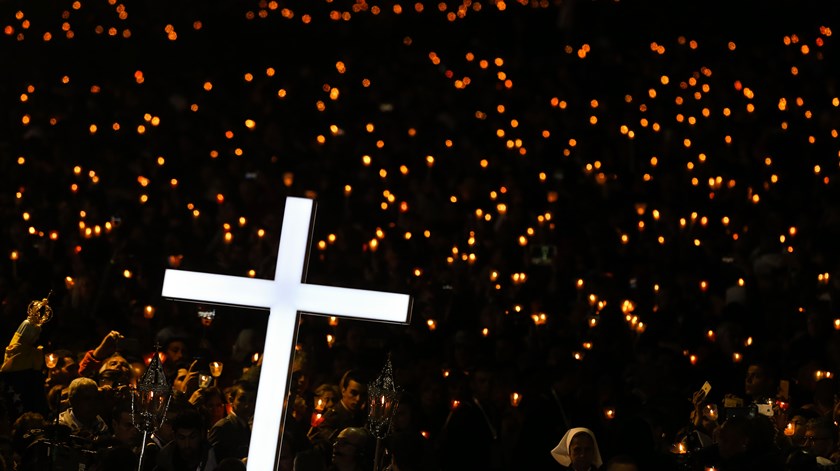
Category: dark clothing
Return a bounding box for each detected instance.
[438,397,500,471]
[308,400,365,443]
[691,443,786,471]
[306,401,365,463]
[208,413,251,462]
[153,439,218,471]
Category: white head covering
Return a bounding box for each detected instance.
[550,427,603,468]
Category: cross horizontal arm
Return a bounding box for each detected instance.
[161,269,277,309]
[296,284,411,323]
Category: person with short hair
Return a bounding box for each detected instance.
[154,409,218,471]
[330,427,371,471]
[189,386,228,431]
[58,377,110,441]
[109,398,141,451]
[208,380,256,462]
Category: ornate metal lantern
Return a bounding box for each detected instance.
[366,354,401,439]
[366,354,401,471]
[131,345,172,471]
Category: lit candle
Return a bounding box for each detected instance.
[45,352,58,369]
[9,251,18,279]
[704,404,718,421]
[209,361,223,377]
[510,392,521,407]
[784,422,795,436]
[310,412,324,427]
[199,373,211,388]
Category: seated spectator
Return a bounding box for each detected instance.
[550,427,603,471]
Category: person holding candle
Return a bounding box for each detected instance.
[691,415,785,470]
[305,369,369,465]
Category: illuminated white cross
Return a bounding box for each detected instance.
[161,196,412,471]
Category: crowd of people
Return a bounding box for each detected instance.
[1,0,840,469]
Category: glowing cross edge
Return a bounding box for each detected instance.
[161,196,412,471]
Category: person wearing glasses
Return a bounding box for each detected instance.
[803,417,837,466]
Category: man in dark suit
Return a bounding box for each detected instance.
[208,380,256,462]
